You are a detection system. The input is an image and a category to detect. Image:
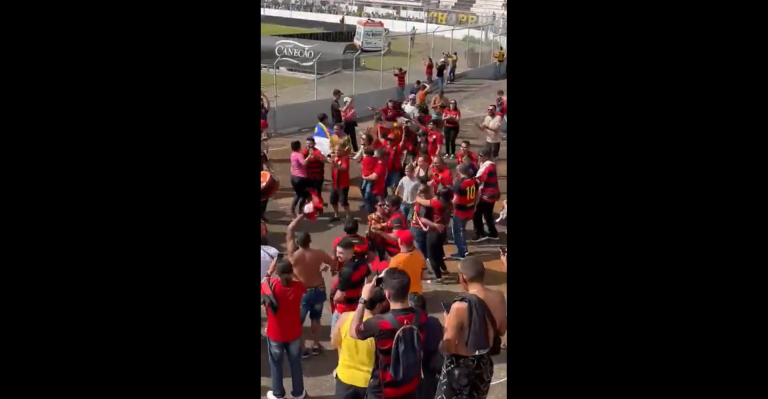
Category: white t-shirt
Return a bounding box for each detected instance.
[483,115,503,143]
[403,103,420,119]
[397,175,421,204]
[260,246,279,279]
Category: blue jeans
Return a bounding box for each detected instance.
[401,203,414,223]
[395,87,405,102]
[363,183,377,214]
[300,286,326,323]
[502,115,507,139]
[433,76,444,92]
[266,337,305,398]
[451,214,469,256]
[410,227,427,257]
[330,310,341,332]
[385,170,402,192]
[495,62,505,79]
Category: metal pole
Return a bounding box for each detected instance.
[272,57,281,130]
[465,27,470,67]
[314,59,318,100]
[449,25,458,54]
[406,31,412,85]
[379,31,386,89]
[352,49,361,94]
[424,6,428,46]
[430,26,439,59]
[490,24,495,66]
[478,25,484,67]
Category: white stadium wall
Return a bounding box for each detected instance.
[260,8,506,49]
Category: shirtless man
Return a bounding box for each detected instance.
[437,256,507,399]
[271,213,335,358]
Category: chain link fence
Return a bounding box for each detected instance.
[260,0,506,105]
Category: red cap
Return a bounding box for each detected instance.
[395,230,414,247]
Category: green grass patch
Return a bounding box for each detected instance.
[261,23,322,36]
[260,72,308,90]
[361,36,483,72]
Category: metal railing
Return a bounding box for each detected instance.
[260,1,506,109]
[260,22,503,106]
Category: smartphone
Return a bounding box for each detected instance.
[441,302,452,314]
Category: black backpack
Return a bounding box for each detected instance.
[381,311,424,382]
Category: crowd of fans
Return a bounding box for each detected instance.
[260,82,509,399]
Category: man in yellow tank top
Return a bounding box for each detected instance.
[330,286,389,399]
[493,46,506,80]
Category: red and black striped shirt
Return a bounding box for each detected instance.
[453,178,478,219]
[332,234,369,260]
[477,162,500,202]
[383,211,407,257]
[302,149,325,181]
[430,166,452,190]
[335,258,370,314]
[386,143,403,172]
[356,308,428,398]
[394,72,406,88]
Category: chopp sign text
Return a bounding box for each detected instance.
[427,11,478,26]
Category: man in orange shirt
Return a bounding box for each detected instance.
[388,230,426,304]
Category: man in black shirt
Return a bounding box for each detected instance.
[349,269,427,399]
[435,60,446,93]
[331,88,344,125]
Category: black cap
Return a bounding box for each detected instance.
[478,149,490,158]
[333,89,343,95]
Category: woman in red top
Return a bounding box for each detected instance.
[426,120,443,159]
[413,187,453,283]
[442,99,461,159]
[262,258,307,399]
[424,57,434,84]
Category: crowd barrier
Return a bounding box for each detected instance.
[264,62,504,133]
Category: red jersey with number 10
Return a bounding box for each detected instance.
[453,178,478,219]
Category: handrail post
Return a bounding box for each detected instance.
[449,25,459,55]
[430,25,439,59]
[379,30,387,89]
[272,56,281,131]
[352,49,362,94]
[406,30,412,86]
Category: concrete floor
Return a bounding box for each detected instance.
[261,79,509,398]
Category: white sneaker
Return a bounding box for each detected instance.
[266,391,282,399]
[292,390,307,399]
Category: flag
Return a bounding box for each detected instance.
[313,122,332,156]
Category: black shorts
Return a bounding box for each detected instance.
[335,378,367,399]
[330,187,349,207]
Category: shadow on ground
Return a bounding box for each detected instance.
[260,334,337,379]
